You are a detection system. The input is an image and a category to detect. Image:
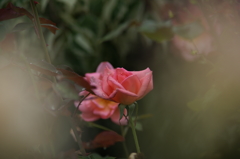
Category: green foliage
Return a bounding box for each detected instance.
[79,153,115,159]
[139,20,174,42]
[45,0,144,73]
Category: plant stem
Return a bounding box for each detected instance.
[129,116,141,153]
[30,0,52,64]
[121,126,129,157]
[69,117,87,156]
[88,122,113,131]
[21,55,40,100]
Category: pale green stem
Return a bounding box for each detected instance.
[21,55,40,100]
[129,116,141,153]
[121,125,129,157]
[88,122,113,131]
[30,0,51,64]
[29,0,57,83]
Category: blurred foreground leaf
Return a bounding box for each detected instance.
[173,20,205,40]
[0,33,15,52]
[57,68,95,93]
[0,22,7,41]
[0,2,26,21]
[187,86,221,111]
[52,80,79,100]
[11,23,33,32]
[139,20,173,42]
[28,58,61,76]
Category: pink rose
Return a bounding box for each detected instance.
[75,91,127,125]
[85,62,153,105]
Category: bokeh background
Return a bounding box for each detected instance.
[1,0,240,158]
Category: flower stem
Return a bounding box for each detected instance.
[120,126,129,157]
[69,117,87,156]
[30,0,52,64]
[129,116,141,153]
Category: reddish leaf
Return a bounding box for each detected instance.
[0,3,25,21]
[41,24,59,34]
[36,78,53,91]
[30,64,58,76]
[0,33,15,52]
[34,1,39,5]
[0,3,58,34]
[57,99,73,116]
[9,3,34,19]
[39,17,59,34]
[84,131,124,149]
[27,77,53,98]
[28,58,61,76]
[39,17,56,26]
[57,68,95,94]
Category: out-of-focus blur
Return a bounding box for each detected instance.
[1,0,240,158]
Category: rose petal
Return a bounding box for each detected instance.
[96,62,114,73]
[115,68,132,83]
[101,68,115,96]
[79,101,94,112]
[109,88,138,105]
[93,108,115,119]
[131,68,151,79]
[85,72,101,81]
[137,71,153,99]
[85,73,109,98]
[93,97,118,109]
[81,113,100,121]
[108,76,125,90]
[121,74,141,94]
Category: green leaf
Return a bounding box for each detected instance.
[101,22,129,42]
[139,20,174,42]
[127,103,136,118]
[56,0,77,11]
[173,20,205,40]
[118,104,126,121]
[101,0,117,22]
[75,34,93,54]
[135,122,143,131]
